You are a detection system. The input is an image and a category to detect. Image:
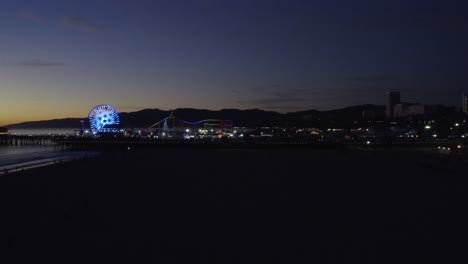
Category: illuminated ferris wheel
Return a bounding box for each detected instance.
[88,104,120,134]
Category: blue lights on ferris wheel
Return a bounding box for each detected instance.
[88,104,120,134]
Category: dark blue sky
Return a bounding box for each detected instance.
[1,0,467,125]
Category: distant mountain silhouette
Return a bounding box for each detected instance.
[6,105,386,129]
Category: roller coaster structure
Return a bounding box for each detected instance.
[146,115,233,136]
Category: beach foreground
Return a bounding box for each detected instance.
[0,147,466,263]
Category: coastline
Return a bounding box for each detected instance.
[0,145,98,176]
[0,152,98,176]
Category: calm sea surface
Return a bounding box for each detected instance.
[0,145,95,172]
[0,128,125,171]
[8,128,78,136]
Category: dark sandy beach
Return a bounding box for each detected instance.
[0,147,466,263]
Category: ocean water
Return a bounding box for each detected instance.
[0,145,95,174]
[8,128,78,136]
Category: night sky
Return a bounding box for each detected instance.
[1,0,468,125]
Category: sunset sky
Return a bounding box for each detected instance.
[1,0,468,126]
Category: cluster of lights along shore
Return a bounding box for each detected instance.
[88,105,120,134]
[83,104,468,145]
[86,105,234,137]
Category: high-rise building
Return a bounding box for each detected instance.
[394,103,427,117]
[393,103,409,117]
[386,91,400,118]
[462,93,468,115]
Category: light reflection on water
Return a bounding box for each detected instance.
[1,129,96,169]
[8,128,77,136]
[0,145,95,170]
[0,145,57,157]
[0,145,64,167]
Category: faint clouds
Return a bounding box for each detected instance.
[110,106,147,111]
[64,17,104,32]
[347,74,392,83]
[262,105,303,111]
[15,59,63,67]
[19,8,41,23]
[18,10,105,33]
[253,94,308,105]
[234,86,313,112]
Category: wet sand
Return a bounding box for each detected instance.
[0,147,466,263]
